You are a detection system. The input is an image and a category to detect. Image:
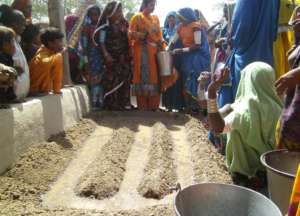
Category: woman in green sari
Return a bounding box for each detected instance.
[203,62,283,186]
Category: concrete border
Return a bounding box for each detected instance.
[0,85,90,174]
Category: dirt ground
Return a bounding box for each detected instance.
[0,111,231,215]
[76,127,135,200]
[138,122,177,200]
[186,118,232,184]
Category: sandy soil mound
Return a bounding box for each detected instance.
[186,117,232,184]
[0,112,231,215]
[75,127,135,200]
[0,119,96,215]
[138,122,177,199]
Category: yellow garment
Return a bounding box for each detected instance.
[280,0,300,25]
[273,0,300,78]
[273,31,293,78]
[29,46,63,94]
[289,165,300,216]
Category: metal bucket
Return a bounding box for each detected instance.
[261,150,300,214]
[174,183,282,216]
[157,51,173,76]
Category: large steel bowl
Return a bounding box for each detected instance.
[261,150,300,214]
[174,183,282,216]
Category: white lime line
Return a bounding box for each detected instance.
[114,124,173,210]
[170,125,195,188]
[42,125,114,209]
[43,124,173,211]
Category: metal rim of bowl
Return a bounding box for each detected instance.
[173,182,282,216]
[260,149,298,179]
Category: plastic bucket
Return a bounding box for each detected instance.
[174,183,282,216]
[261,150,300,214]
[157,51,173,76]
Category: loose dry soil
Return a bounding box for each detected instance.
[138,122,177,199]
[76,127,135,200]
[0,111,231,216]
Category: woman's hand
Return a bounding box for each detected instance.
[198,72,211,85]
[158,40,167,51]
[0,64,18,77]
[172,48,183,55]
[215,38,226,48]
[208,67,230,99]
[14,66,24,76]
[275,67,300,95]
[197,72,210,109]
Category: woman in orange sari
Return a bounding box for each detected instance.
[128,0,165,111]
[170,8,211,112]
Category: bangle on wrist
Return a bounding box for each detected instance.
[199,82,206,89]
[207,99,218,114]
[83,56,88,63]
[198,90,206,100]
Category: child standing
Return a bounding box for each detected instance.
[29,27,64,95]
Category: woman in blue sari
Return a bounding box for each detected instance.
[162,11,185,111]
[218,0,280,107]
[80,5,103,110]
[170,8,210,113]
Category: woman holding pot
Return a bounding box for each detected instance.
[128,0,165,111]
[169,8,211,113]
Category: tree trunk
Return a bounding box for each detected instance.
[48,0,72,86]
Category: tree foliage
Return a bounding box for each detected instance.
[1,0,141,21]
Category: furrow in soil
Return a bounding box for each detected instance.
[75,127,135,200]
[138,122,177,200]
[185,117,232,184]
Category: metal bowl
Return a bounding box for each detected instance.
[261,150,300,214]
[174,183,282,216]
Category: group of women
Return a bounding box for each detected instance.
[67,2,131,110]
[67,0,211,112]
[197,0,300,188]
[65,0,300,189]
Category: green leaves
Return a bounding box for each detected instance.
[1,0,141,22]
